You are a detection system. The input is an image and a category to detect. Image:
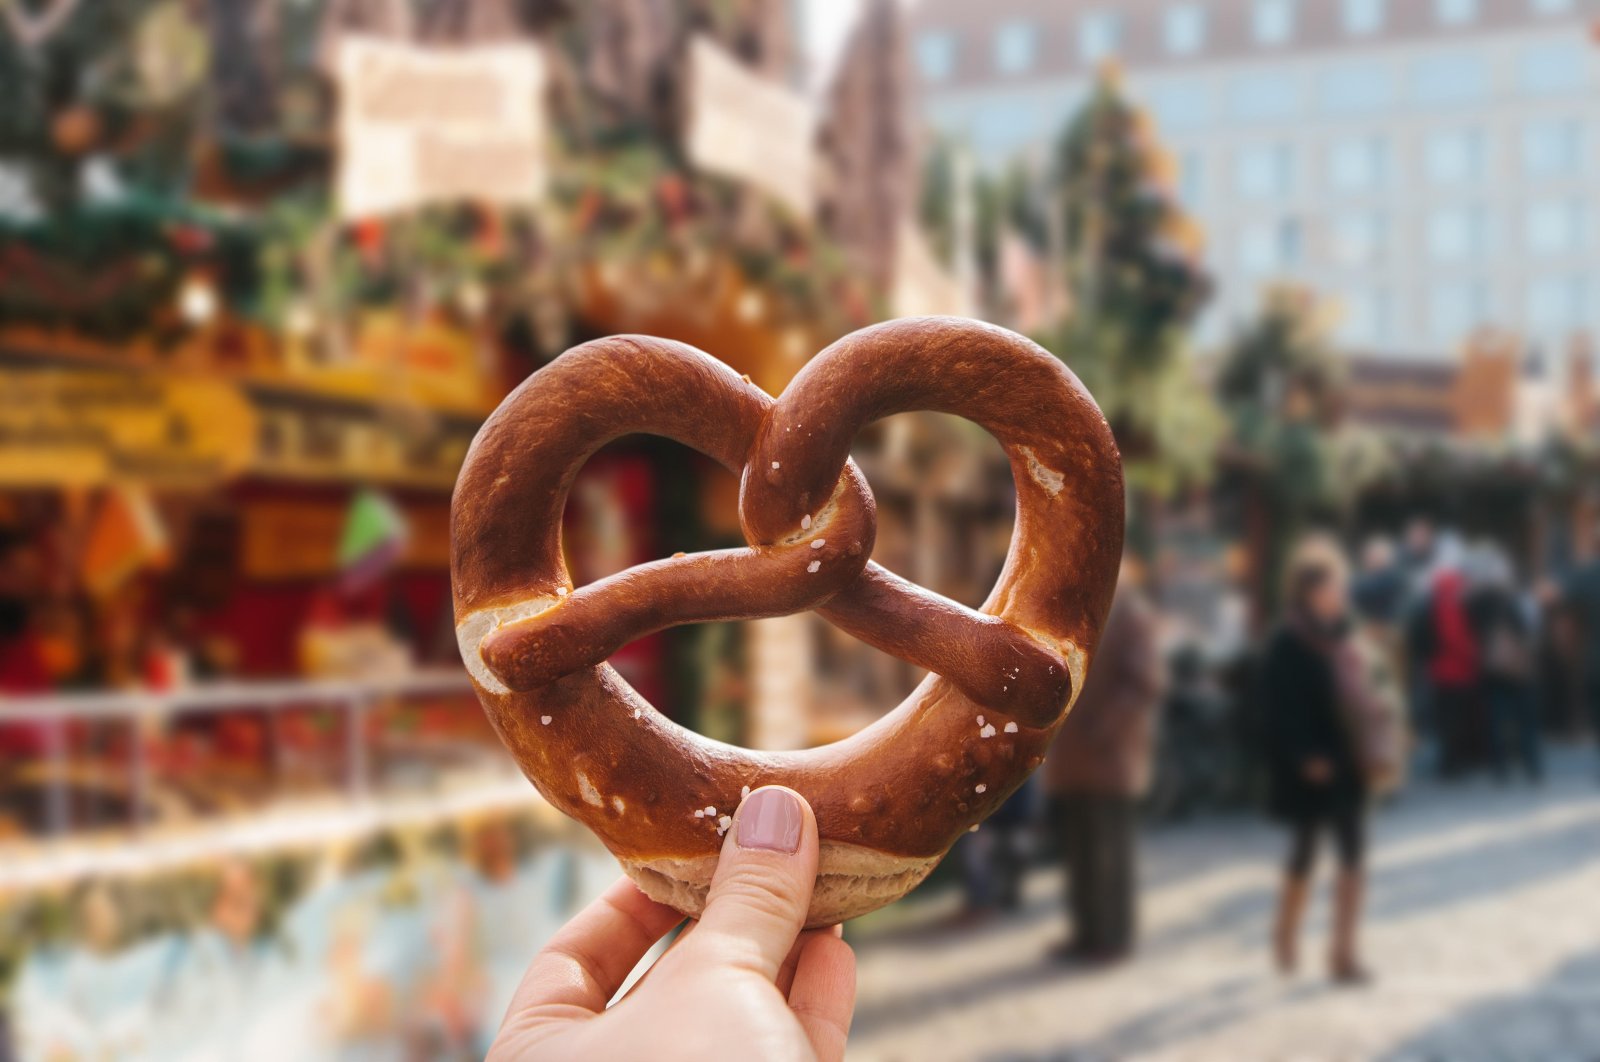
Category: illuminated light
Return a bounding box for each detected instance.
[285,300,316,338]
[179,277,218,325]
[457,281,489,319]
[736,290,764,322]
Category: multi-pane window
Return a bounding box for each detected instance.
[1329,137,1387,192]
[1519,41,1588,95]
[1522,119,1585,178]
[1319,63,1394,114]
[1330,214,1386,266]
[1343,0,1385,34]
[1239,218,1302,272]
[1165,4,1208,55]
[1231,71,1301,122]
[1427,206,1492,261]
[1526,200,1589,254]
[1340,290,1392,345]
[1413,54,1490,106]
[1425,128,1486,184]
[1149,81,1216,130]
[1525,276,1586,337]
[1235,143,1295,196]
[916,32,958,82]
[993,20,1037,74]
[1253,0,1295,45]
[1178,149,1205,204]
[1080,10,1123,63]
[1429,282,1492,345]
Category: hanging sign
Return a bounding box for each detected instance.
[336,35,547,219]
[0,369,255,488]
[685,36,815,217]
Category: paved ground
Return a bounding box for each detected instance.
[846,747,1600,1062]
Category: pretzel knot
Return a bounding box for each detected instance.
[451,317,1124,925]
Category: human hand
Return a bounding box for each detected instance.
[1302,758,1334,784]
[488,787,856,1061]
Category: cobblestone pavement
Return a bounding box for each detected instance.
[846,747,1600,1062]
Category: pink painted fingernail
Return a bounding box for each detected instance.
[737,788,803,853]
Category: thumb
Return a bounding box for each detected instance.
[684,786,819,981]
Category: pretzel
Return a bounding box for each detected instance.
[451,317,1123,926]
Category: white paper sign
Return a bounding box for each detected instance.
[336,36,546,219]
[686,36,814,217]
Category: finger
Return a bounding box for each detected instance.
[788,931,856,1062]
[775,928,834,998]
[684,786,818,981]
[505,877,683,1021]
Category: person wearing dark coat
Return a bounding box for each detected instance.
[1043,561,1164,965]
[1466,553,1541,782]
[1263,545,1372,985]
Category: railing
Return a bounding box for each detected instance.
[0,669,532,850]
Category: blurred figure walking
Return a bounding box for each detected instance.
[1563,530,1600,772]
[1467,547,1542,783]
[1419,568,1482,778]
[1263,541,1381,985]
[1044,558,1164,966]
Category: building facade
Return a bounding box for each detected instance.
[908,0,1600,359]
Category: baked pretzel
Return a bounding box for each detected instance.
[451,317,1123,925]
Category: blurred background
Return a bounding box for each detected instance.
[2,0,1599,1058]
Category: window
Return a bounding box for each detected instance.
[916,32,957,82]
[1518,41,1587,95]
[1412,54,1489,106]
[1148,81,1215,130]
[1330,214,1385,266]
[1178,149,1204,204]
[1436,0,1479,25]
[1239,218,1302,272]
[1340,289,1391,345]
[1527,200,1589,254]
[1235,143,1295,196]
[1427,206,1491,260]
[1343,0,1385,34]
[1253,0,1295,45]
[1523,119,1585,178]
[1526,276,1585,337]
[1425,128,1486,184]
[1429,282,1491,345]
[1165,4,1207,55]
[993,21,1037,74]
[1329,137,1387,192]
[1319,63,1394,114]
[1080,10,1122,63]
[1230,71,1300,122]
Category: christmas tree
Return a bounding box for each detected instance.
[1037,67,1214,493]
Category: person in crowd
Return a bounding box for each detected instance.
[955,778,1032,921]
[1563,528,1600,770]
[1467,546,1542,783]
[1397,518,1441,774]
[1418,566,1482,778]
[1263,541,1374,985]
[1352,536,1406,629]
[1043,557,1165,966]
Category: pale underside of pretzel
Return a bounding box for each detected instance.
[450,317,1124,926]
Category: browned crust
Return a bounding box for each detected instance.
[450,317,1124,923]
